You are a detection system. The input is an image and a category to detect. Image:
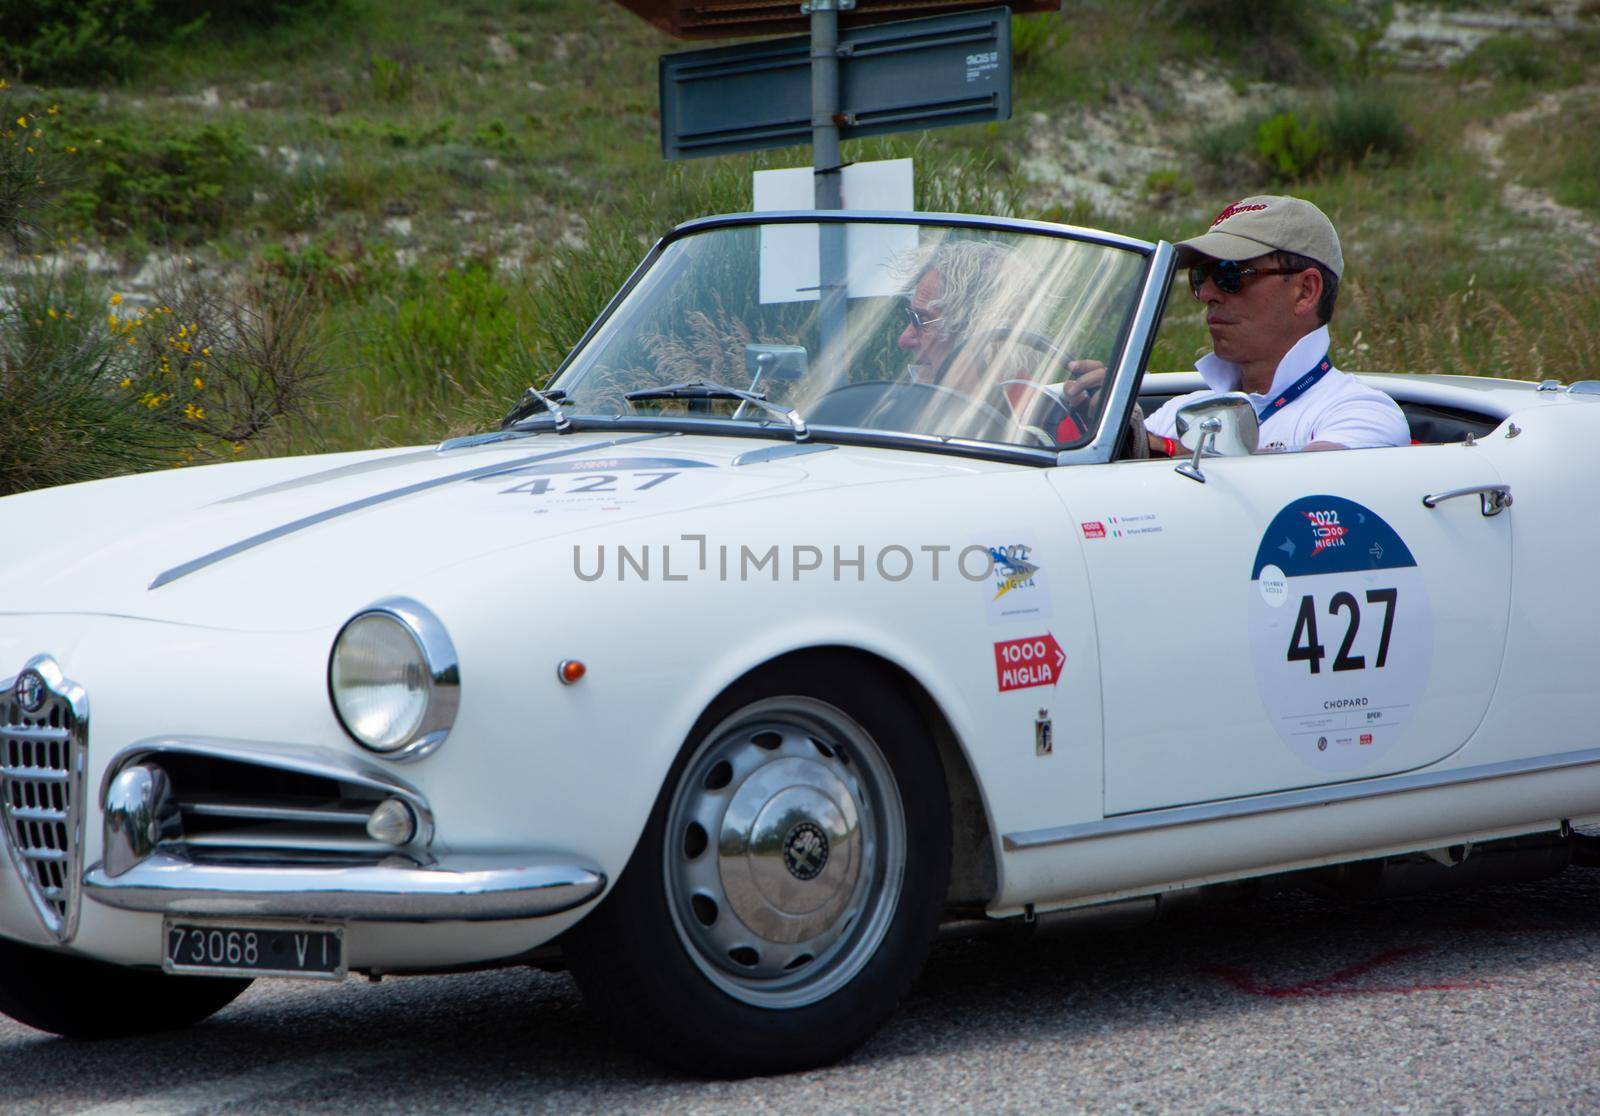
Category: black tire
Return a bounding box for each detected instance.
[0,934,251,1039]
[568,659,951,1077]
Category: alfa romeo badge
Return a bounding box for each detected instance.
[13,670,46,714]
[782,821,829,881]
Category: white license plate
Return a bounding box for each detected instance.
[163,918,346,980]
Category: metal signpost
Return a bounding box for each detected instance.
[811,3,849,364]
[617,0,1060,370]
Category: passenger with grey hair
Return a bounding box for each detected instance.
[896,240,1017,394]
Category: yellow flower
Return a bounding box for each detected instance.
[108,314,119,327]
[201,346,211,357]
[119,377,132,389]
[183,403,205,421]
[232,443,243,454]
[176,325,187,338]
[46,307,57,319]
[15,116,26,129]
[0,79,8,90]
[193,376,203,389]
[65,146,77,154]
[47,105,58,116]
[25,146,33,154]
[110,293,122,306]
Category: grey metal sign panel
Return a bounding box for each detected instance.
[618,0,1058,41]
[660,7,1011,160]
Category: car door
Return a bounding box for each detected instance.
[1047,444,1512,814]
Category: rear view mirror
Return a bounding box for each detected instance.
[1173,393,1258,483]
[744,344,808,388]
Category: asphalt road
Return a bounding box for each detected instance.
[4,868,1599,1115]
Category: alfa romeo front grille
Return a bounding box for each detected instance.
[0,657,88,943]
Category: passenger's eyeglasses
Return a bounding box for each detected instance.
[1188,259,1303,296]
[903,302,944,331]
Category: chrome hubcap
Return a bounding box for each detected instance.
[664,697,905,1008]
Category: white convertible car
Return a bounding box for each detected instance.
[2,212,1597,1076]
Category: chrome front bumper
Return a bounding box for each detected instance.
[84,853,606,921]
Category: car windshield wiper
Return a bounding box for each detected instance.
[501,386,573,431]
[624,380,809,442]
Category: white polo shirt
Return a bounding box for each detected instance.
[1145,327,1409,452]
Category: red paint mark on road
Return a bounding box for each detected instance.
[1202,947,1489,998]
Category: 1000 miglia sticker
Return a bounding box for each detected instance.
[1249,496,1432,771]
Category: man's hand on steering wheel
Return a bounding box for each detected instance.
[1061,359,1108,411]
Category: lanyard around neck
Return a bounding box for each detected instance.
[1256,353,1331,424]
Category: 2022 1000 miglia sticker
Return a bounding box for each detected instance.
[1249,496,1432,771]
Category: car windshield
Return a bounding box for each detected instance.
[549,218,1150,452]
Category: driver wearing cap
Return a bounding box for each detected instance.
[1141,195,1408,454]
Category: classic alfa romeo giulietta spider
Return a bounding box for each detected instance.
[2,211,1597,1076]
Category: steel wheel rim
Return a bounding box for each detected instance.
[663,696,907,1009]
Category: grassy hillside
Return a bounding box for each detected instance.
[3,0,1598,482]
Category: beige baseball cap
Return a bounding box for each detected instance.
[1174,195,1344,278]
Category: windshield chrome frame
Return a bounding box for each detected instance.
[1059,238,1176,467]
[539,211,1170,468]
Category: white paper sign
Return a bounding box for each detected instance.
[753,159,916,304]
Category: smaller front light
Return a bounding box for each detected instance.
[366,797,418,846]
[329,599,459,761]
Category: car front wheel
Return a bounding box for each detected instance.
[568,661,951,1076]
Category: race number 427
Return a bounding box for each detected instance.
[1287,588,1398,674]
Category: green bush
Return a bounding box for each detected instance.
[0,0,341,84]
[0,265,327,493]
[1457,36,1553,83]
[258,233,395,299]
[53,117,255,241]
[1320,87,1413,168]
[1256,112,1327,179]
[354,261,533,407]
[1159,0,1347,79]
[1011,13,1066,71]
[1192,86,1413,185]
[0,88,62,247]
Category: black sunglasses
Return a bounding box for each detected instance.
[1187,259,1302,296]
[903,301,944,331]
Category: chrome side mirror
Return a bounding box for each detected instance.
[1173,393,1259,483]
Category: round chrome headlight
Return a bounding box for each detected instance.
[329,598,459,760]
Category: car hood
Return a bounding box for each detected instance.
[0,430,1016,630]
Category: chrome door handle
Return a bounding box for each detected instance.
[1421,484,1512,516]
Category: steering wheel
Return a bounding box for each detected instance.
[807,379,1016,443]
[941,327,1096,444]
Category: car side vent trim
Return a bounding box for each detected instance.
[97,738,436,876]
